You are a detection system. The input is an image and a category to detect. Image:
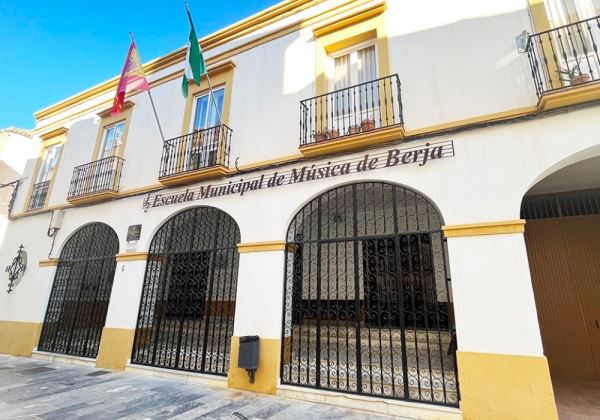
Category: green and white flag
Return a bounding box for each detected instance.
[182,7,206,98]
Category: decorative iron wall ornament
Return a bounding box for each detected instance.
[280,182,459,407]
[38,223,119,358]
[131,207,240,376]
[5,244,27,293]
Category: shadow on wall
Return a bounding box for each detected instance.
[247,2,537,163]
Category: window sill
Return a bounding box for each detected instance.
[299,124,405,158]
[67,189,119,206]
[537,80,600,111]
[158,164,230,187]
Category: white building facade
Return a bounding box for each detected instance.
[1,1,600,419]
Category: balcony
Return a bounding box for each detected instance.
[526,15,600,110]
[158,124,232,186]
[27,180,50,211]
[67,156,124,205]
[299,74,404,157]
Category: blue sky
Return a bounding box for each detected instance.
[0,0,279,129]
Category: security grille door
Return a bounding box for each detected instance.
[131,207,240,375]
[38,223,118,358]
[281,182,458,406]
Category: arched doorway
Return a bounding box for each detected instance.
[131,207,240,375]
[522,157,600,380]
[280,182,458,406]
[38,223,119,358]
[522,156,600,417]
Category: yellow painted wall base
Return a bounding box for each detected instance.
[95,327,135,370]
[228,336,280,395]
[457,351,558,420]
[0,321,42,357]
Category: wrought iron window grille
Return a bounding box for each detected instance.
[280,182,459,407]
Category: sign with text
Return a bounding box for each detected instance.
[143,140,455,211]
[126,224,142,252]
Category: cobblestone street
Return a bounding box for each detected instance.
[0,355,393,419]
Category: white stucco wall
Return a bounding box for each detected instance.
[16,0,542,209]
[2,103,600,355]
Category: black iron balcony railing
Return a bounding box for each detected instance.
[300,74,403,146]
[67,155,124,199]
[526,15,600,97]
[159,124,232,178]
[27,180,50,211]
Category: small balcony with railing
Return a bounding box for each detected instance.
[526,15,600,109]
[67,156,124,205]
[27,180,51,211]
[299,74,404,157]
[158,124,232,186]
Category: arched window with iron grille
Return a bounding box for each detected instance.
[38,222,119,358]
[131,206,240,375]
[280,182,459,406]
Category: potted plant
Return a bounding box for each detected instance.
[313,130,329,142]
[558,62,591,86]
[329,128,340,139]
[348,125,361,135]
[361,114,376,132]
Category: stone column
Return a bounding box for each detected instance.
[227,242,286,394]
[96,252,148,370]
[444,220,558,420]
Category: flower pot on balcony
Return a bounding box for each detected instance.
[361,118,376,132]
[571,73,591,85]
[313,132,329,142]
[329,129,340,139]
[348,125,361,135]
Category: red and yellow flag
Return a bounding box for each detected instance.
[111,39,149,116]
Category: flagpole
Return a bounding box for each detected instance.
[147,91,166,141]
[184,2,222,126]
[129,32,166,142]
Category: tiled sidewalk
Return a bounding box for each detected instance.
[0,354,392,419]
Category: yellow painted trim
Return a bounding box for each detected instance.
[228,336,280,394]
[236,153,305,171]
[405,106,538,136]
[314,2,389,97]
[23,130,67,212]
[67,190,119,206]
[300,125,405,157]
[39,127,68,141]
[537,81,600,111]
[180,61,235,136]
[91,102,134,160]
[95,327,136,370]
[0,321,42,357]
[96,100,134,119]
[312,2,386,37]
[11,203,71,220]
[115,252,149,262]
[237,241,286,253]
[457,351,558,420]
[33,0,316,121]
[158,165,230,187]
[118,184,164,197]
[32,0,369,128]
[527,0,551,33]
[443,220,526,237]
[38,259,59,267]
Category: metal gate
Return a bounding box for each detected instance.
[281,182,459,406]
[131,207,240,375]
[38,223,119,358]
